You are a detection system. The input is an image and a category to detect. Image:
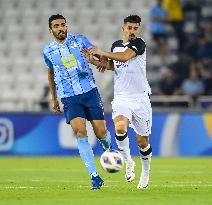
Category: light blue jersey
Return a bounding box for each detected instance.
[43,33,96,98]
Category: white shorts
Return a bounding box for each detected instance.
[111,95,152,136]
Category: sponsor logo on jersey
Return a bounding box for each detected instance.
[114,60,128,69]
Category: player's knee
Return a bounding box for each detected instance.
[73,128,87,138]
[115,121,126,135]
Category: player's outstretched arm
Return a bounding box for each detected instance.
[82,48,100,66]
[90,47,136,63]
[47,69,62,115]
[82,48,111,72]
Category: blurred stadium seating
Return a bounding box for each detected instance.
[0,0,211,112]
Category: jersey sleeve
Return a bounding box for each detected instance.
[111,40,122,52]
[127,38,146,55]
[79,35,94,49]
[111,42,115,52]
[43,52,53,69]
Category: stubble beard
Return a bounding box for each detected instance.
[54,30,67,41]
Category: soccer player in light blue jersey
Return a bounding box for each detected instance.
[43,14,111,190]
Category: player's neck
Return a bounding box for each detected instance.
[122,35,129,43]
[55,38,66,44]
[122,37,128,44]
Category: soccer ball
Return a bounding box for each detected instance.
[100,149,124,173]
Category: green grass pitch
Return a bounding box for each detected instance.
[0,157,211,205]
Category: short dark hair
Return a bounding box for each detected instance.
[49,14,66,29]
[124,15,141,25]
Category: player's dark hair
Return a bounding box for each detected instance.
[124,15,141,25]
[49,14,66,29]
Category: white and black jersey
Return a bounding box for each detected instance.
[111,38,151,98]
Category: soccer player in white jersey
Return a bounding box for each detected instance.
[88,15,152,189]
[43,14,112,190]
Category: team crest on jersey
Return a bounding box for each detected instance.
[70,42,77,49]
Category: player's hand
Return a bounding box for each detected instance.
[90,46,104,56]
[52,99,62,115]
[97,58,108,73]
[82,48,93,63]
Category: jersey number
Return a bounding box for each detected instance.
[61,54,77,68]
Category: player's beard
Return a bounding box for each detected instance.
[129,34,136,41]
[55,30,67,41]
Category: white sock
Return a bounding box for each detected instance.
[115,132,132,162]
[140,144,152,174]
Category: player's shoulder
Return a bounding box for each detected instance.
[111,40,124,51]
[112,40,123,47]
[43,40,57,54]
[128,37,146,55]
[131,37,146,46]
[74,34,89,41]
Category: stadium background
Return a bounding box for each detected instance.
[0,1,211,205]
[0,0,211,156]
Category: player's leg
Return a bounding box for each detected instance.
[113,115,135,182]
[136,134,152,189]
[130,95,152,189]
[91,119,111,151]
[70,117,104,190]
[61,95,103,190]
[82,88,111,151]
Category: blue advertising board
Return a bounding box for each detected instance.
[0,113,211,156]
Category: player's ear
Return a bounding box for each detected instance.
[49,28,52,34]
